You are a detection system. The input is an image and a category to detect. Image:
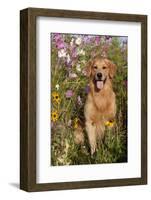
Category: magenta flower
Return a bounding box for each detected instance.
[53,33,62,41]
[56,41,65,49]
[53,33,66,49]
[65,90,74,98]
[95,36,101,45]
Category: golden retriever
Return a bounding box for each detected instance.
[84,55,116,155]
[74,55,116,155]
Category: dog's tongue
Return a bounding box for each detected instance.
[96,81,103,90]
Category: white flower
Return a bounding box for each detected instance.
[78,49,85,55]
[82,60,86,64]
[70,38,74,46]
[76,64,81,72]
[69,72,78,79]
[67,120,72,127]
[58,49,66,58]
[75,37,82,45]
[77,95,82,105]
[82,69,87,76]
[66,54,71,63]
[55,84,60,90]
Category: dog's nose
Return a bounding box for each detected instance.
[97,73,102,79]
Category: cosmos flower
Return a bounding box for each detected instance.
[70,38,74,46]
[53,33,62,41]
[77,96,82,105]
[69,72,78,79]
[84,35,95,44]
[65,90,74,98]
[71,47,77,58]
[66,54,71,64]
[77,49,85,56]
[76,64,81,72]
[58,49,66,58]
[75,37,82,45]
[95,36,101,45]
[56,41,65,49]
[82,69,87,76]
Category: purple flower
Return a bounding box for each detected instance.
[105,36,112,40]
[56,41,65,49]
[83,36,93,44]
[85,85,90,94]
[65,90,74,98]
[53,33,62,42]
[53,33,66,49]
[65,61,72,68]
[71,47,77,58]
[95,36,101,45]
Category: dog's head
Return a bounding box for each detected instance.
[85,55,116,90]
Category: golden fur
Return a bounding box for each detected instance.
[74,55,116,155]
[84,55,116,155]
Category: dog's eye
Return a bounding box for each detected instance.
[93,65,97,69]
[103,66,107,69]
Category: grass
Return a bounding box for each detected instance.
[51,33,127,166]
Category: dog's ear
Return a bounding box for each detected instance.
[105,59,116,79]
[85,59,93,77]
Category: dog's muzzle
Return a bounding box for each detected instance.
[95,73,106,90]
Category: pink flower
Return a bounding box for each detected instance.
[53,33,62,42]
[95,36,101,45]
[56,41,65,49]
[65,90,74,98]
[71,47,77,58]
[53,33,66,49]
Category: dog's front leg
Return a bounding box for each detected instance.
[85,121,96,155]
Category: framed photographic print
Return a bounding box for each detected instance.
[20,8,147,191]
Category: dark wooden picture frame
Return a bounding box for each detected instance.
[20,7,147,192]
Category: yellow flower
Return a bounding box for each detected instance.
[105,120,114,127]
[52,92,61,104]
[52,91,59,98]
[51,110,59,122]
[73,117,78,129]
